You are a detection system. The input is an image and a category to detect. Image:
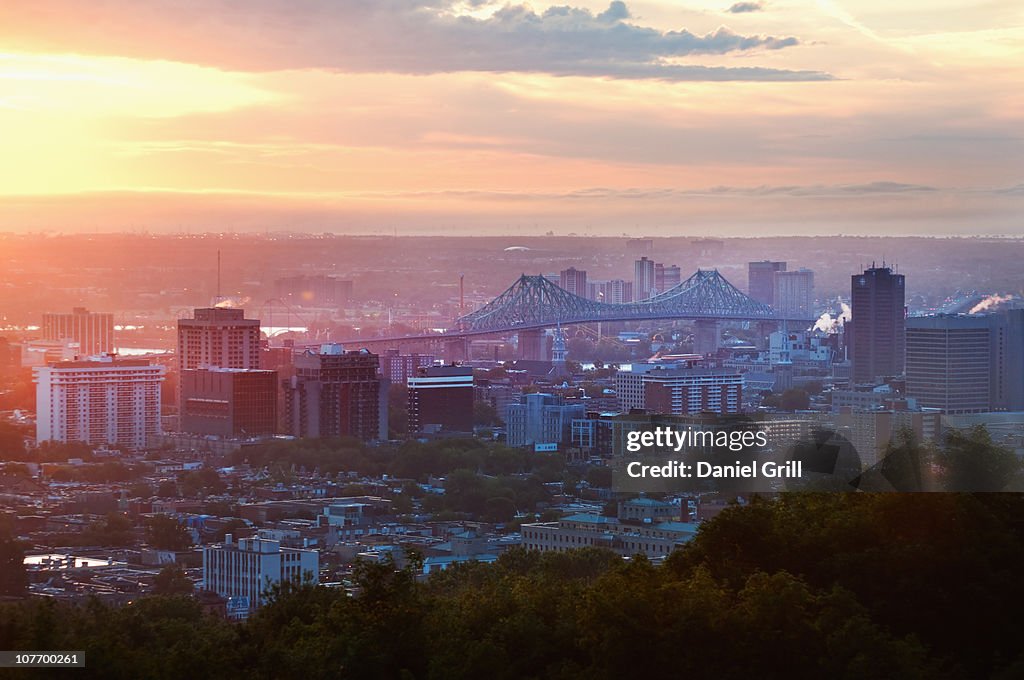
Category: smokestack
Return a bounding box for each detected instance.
[216,250,221,303]
[459,273,465,315]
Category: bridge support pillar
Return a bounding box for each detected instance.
[443,338,468,363]
[518,329,546,361]
[755,321,779,350]
[694,320,720,356]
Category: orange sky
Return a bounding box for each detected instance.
[0,1,1021,235]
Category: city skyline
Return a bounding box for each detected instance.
[0,1,1021,235]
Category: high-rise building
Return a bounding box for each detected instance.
[747,261,787,306]
[850,266,906,384]
[506,393,586,448]
[407,366,474,433]
[589,280,633,304]
[634,257,657,300]
[996,309,1024,411]
[42,307,114,357]
[203,533,318,620]
[177,307,261,371]
[559,267,588,297]
[180,367,279,437]
[909,315,995,413]
[773,268,815,318]
[656,264,682,294]
[34,355,164,449]
[379,350,435,385]
[282,344,385,441]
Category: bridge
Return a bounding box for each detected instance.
[455,268,798,335]
[321,269,813,354]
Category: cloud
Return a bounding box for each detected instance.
[318,181,948,201]
[0,1,829,81]
[727,2,764,13]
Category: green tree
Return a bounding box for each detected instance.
[178,467,225,497]
[779,388,810,411]
[473,400,502,427]
[0,529,28,596]
[213,518,249,541]
[0,421,27,460]
[146,515,192,551]
[83,512,135,547]
[484,496,516,523]
[937,425,1023,491]
[152,564,194,596]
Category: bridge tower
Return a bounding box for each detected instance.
[518,329,546,361]
[694,319,720,355]
[755,320,779,350]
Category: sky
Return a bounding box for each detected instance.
[0,0,1022,236]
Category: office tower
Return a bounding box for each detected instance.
[634,257,657,300]
[203,533,318,620]
[559,267,588,297]
[34,355,164,449]
[773,268,815,318]
[379,350,435,385]
[274,275,353,306]
[614,365,743,415]
[909,315,995,413]
[747,261,787,306]
[998,309,1024,410]
[506,393,586,448]
[850,266,906,384]
[657,264,682,294]
[589,279,633,304]
[282,344,385,441]
[42,307,114,357]
[407,365,474,433]
[180,367,278,437]
[177,307,261,371]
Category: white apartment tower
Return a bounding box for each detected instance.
[34,355,164,449]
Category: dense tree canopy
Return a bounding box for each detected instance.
[146,516,192,551]
[2,493,1023,679]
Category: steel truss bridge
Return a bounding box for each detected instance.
[455,268,795,335]
[324,269,813,349]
